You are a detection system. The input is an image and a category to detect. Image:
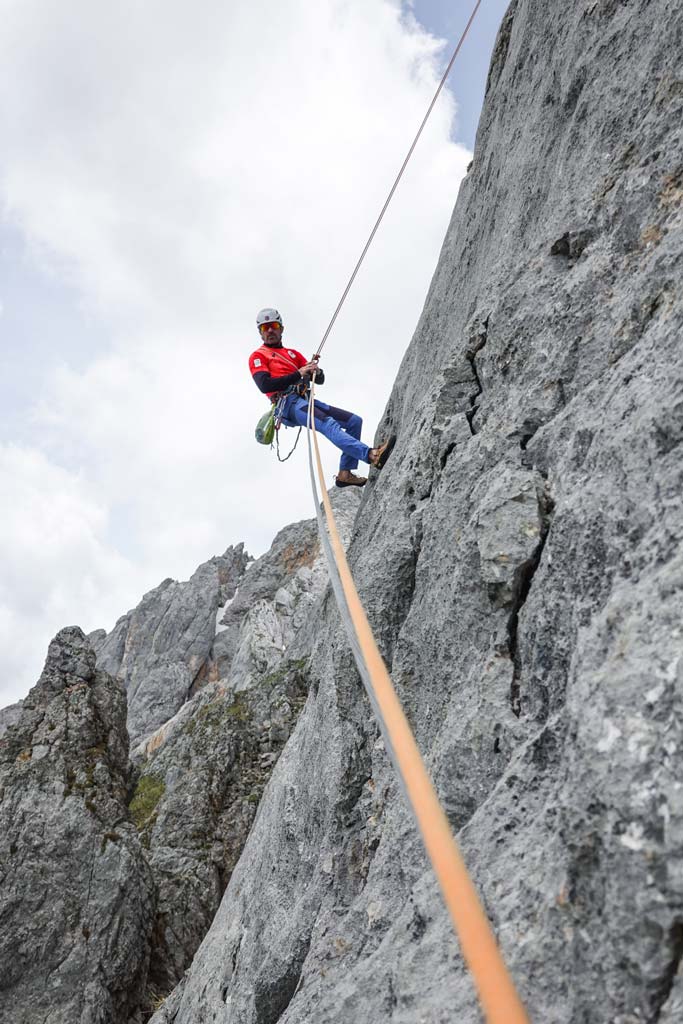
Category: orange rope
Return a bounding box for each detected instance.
[305,386,529,1024]
[300,4,529,1018]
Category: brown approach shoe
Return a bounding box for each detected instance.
[335,470,368,488]
[369,435,396,470]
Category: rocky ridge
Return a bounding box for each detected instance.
[0,492,360,1021]
[126,499,359,1000]
[151,2,683,1022]
[94,545,249,746]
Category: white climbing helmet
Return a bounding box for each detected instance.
[256,307,283,329]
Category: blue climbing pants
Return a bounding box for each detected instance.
[279,395,370,471]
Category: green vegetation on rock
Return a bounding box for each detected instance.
[262,658,308,690]
[129,773,165,830]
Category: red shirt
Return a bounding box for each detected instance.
[249,344,307,400]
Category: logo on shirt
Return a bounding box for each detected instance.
[254,358,262,367]
[288,351,296,358]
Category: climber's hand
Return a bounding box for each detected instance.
[299,361,320,377]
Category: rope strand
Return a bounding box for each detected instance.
[305,381,529,1024]
[315,0,483,357]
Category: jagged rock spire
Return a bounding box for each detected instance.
[0,626,155,1024]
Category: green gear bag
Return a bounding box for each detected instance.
[255,407,275,445]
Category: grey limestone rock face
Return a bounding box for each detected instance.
[211,518,322,690]
[0,697,23,739]
[152,1,683,1022]
[129,491,360,1004]
[132,664,310,1002]
[0,626,155,1024]
[96,545,249,745]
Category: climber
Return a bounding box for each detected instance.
[249,308,395,487]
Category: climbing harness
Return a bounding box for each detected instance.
[273,392,288,429]
[255,382,302,447]
[254,385,303,451]
[252,346,313,462]
[301,3,530,1022]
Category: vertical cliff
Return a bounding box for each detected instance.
[152,1,683,1022]
[0,627,155,1024]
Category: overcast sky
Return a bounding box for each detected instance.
[0,0,508,706]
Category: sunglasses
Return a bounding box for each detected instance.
[259,322,282,334]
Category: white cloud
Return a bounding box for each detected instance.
[0,444,148,704]
[0,0,471,705]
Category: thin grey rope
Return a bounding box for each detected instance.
[314,0,483,358]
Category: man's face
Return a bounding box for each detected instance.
[260,322,283,346]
